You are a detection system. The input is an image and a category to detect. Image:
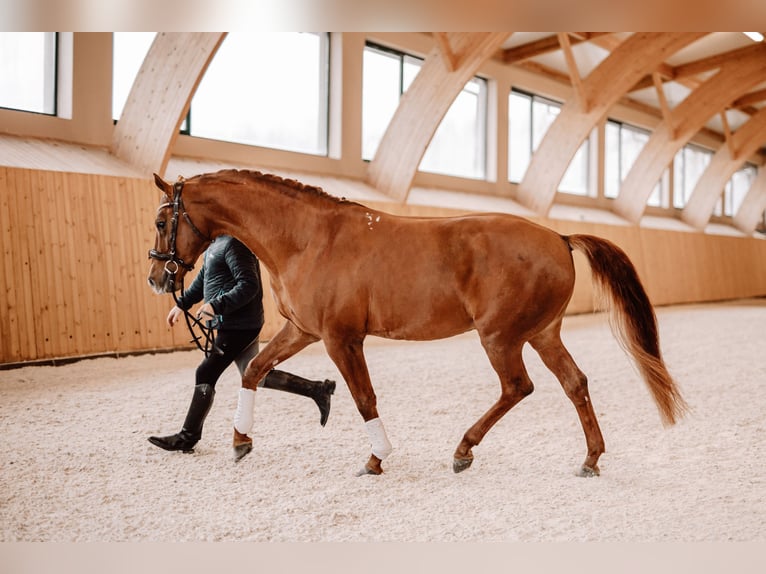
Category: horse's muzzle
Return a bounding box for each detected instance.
[147,273,173,294]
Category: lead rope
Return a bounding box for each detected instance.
[167,268,222,357]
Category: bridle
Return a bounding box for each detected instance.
[148,179,221,356]
[148,180,209,274]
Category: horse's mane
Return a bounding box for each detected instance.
[192,169,354,206]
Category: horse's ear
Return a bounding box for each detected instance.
[153,173,172,196]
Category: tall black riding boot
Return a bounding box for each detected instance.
[260,370,336,426]
[148,383,216,452]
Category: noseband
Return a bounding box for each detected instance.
[149,179,221,356]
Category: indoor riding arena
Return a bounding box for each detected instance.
[1,31,765,550]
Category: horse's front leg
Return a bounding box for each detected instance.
[323,336,391,476]
[232,321,318,462]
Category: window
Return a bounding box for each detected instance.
[508,91,532,183]
[605,120,666,207]
[112,32,156,121]
[114,33,329,155]
[0,32,57,115]
[719,163,757,217]
[508,89,589,195]
[190,33,330,155]
[420,76,487,179]
[362,42,488,179]
[673,143,713,209]
[362,44,422,161]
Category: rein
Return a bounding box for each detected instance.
[148,180,221,357]
[175,277,222,357]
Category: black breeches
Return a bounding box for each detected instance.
[195,329,260,387]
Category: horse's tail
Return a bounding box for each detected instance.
[566,234,688,426]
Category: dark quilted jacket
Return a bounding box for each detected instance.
[175,235,264,332]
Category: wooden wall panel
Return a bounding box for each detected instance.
[0,168,194,365]
[5,169,38,360]
[1,167,766,365]
[637,228,766,306]
[0,168,22,360]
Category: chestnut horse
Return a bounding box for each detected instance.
[147,169,687,477]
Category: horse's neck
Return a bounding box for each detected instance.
[203,182,324,274]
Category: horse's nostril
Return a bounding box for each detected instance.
[148,277,155,288]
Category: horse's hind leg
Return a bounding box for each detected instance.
[454,339,533,473]
[530,323,605,477]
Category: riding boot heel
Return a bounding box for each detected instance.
[148,383,215,452]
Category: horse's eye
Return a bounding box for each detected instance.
[156,220,166,231]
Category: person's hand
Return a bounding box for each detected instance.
[166,306,184,327]
[196,302,216,322]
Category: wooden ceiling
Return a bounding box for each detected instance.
[496,32,766,138]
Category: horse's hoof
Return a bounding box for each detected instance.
[355,455,384,476]
[355,466,381,477]
[233,443,253,463]
[355,464,383,476]
[577,464,600,477]
[453,456,473,473]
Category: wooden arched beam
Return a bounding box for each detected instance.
[613,44,766,224]
[516,33,705,215]
[366,33,511,203]
[733,164,766,234]
[111,33,226,176]
[681,107,766,229]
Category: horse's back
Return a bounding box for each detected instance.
[345,210,576,341]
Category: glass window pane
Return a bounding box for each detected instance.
[714,187,725,217]
[605,121,652,200]
[713,195,723,217]
[112,32,156,120]
[560,139,589,195]
[531,97,559,150]
[362,43,485,179]
[530,96,589,195]
[684,146,712,207]
[621,125,649,178]
[402,55,422,91]
[508,91,589,193]
[0,32,56,114]
[673,150,684,209]
[420,77,487,179]
[508,91,531,182]
[190,33,329,156]
[604,121,621,198]
[725,164,757,216]
[362,47,403,161]
[647,173,666,208]
[674,144,712,208]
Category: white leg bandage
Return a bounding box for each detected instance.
[233,388,256,435]
[365,417,393,460]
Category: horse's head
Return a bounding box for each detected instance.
[147,173,211,294]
